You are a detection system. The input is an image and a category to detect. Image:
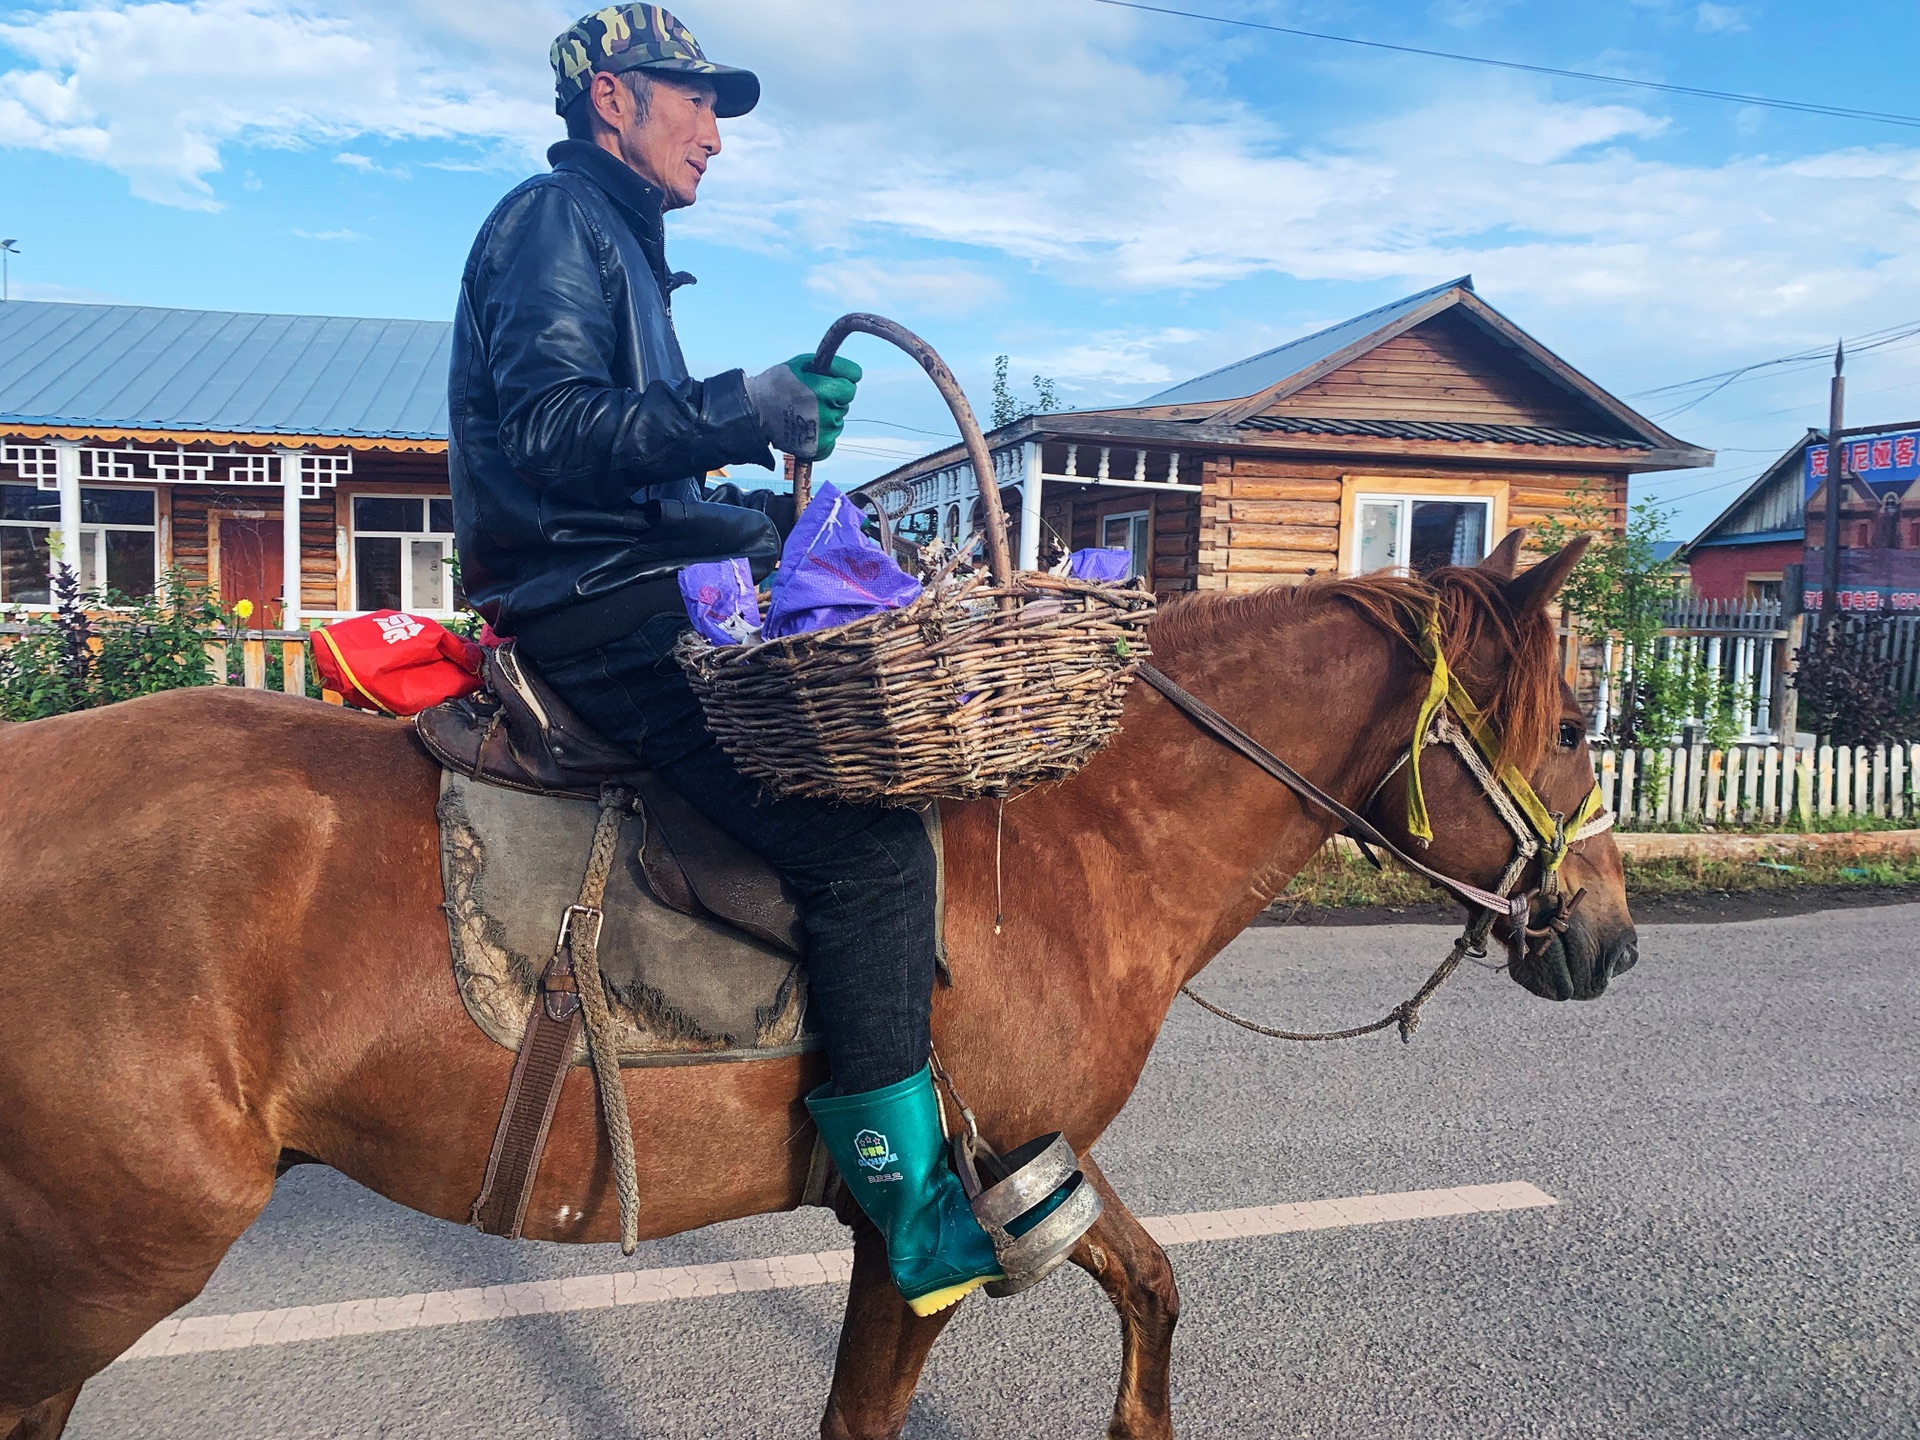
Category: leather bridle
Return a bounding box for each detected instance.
[1138,634,1614,1038]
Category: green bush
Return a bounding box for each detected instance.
[0,566,237,720]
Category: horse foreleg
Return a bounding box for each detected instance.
[820,1217,957,1440]
[2,1386,82,1440]
[1072,1155,1181,1440]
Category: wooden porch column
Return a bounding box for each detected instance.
[53,441,81,584]
[1019,440,1043,572]
[278,449,303,630]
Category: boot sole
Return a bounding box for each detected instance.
[904,1273,1001,1317]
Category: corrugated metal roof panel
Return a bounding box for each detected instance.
[0,300,451,441]
[1134,277,1473,408]
[1235,414,1647,450]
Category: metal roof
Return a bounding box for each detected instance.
[0,300,451,443]
[1234,414,1647,450]
[1134,276,1474,408]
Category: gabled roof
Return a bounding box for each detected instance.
[1685,421,1920,554]
[0,300,451,448]
[1137,276,1474,409]
[1088,276,1695,457]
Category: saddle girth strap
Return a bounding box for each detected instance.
[470,786,640,1246]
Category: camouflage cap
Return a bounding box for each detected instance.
[551,5,760,119]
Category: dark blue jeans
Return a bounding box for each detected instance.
[537,612,938,1095]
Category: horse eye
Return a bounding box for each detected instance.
[1559,721,1583,749]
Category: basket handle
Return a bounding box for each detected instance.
[791,313,1015,589]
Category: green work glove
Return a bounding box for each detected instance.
[745,353,862,462]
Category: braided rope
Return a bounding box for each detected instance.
[572,788,642,1255]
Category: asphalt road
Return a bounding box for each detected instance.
[66,902,1920,1439]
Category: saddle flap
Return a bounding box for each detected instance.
[633,774,805,957]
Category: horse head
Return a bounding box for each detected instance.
[1354,529,1637,1002]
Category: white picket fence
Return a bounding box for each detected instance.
[1592,742,1920,828]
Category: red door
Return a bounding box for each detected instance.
[218,518,283,628]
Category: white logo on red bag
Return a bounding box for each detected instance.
[376,613,425,644]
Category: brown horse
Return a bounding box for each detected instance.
[0,535,1633,1440]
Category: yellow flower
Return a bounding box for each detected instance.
[233,599,254,620]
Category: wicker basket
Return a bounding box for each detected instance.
[676,314,1156,804]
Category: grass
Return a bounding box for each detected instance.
[1280,845,1920,910]
[1620,813,1917,836]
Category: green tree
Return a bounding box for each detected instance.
[1539,480,1738,750]
[990,355,1060,428]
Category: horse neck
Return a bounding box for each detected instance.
[1009,593,1425,977]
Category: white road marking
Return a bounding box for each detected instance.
[118,1181,1555,1362]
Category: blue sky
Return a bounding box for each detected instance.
[4,0,1920,539]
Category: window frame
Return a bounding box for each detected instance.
[1339,475,1509,577]
[1098,508,1153,582]
[0,482,160,608]
[348,492,459,616]
[77,485,160,604]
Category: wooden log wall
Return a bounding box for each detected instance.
[1039,487,1199,598]
[166,486,339,608]
[1196,454,1626,593]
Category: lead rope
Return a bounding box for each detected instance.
[1179,911,1493,1045]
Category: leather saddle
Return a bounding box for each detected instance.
[416,641,802,956]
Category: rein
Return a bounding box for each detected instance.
[1138,642,1612,1044]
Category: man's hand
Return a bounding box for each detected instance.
[745,354,862,462]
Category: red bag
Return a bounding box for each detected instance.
[310,611,484,716]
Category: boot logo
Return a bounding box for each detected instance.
[852,1129,897,1171]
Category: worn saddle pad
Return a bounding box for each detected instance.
[436,772,818,1067]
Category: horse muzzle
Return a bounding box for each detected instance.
[1505,890,1638,1002]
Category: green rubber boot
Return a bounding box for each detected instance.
[807,1066,1005,1316]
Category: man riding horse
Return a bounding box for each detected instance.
[448,4,1069,1317]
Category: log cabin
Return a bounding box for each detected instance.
[0,301,452,626]
[857,277,1712,595]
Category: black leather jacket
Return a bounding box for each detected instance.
[449,141,783,649]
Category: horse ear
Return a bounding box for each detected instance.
[1502,533,1592,613]
[1479,528,1527,578]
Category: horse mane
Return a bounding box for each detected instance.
[1150,566,1563,771]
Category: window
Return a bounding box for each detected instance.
[1353,495,1490,575]
[352,495,459,613]
[0,485,155,605]
[78,488,157,601]
[1100,510,1151,581]
[0,483,58,605]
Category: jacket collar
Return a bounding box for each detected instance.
[546,140,674,288]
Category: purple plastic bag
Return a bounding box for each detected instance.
[679,557,762,645]
[764,482,923,639]
[1068,547,1133,584]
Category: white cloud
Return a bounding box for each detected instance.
[3,0,1918,376]
[335,150,409,178]
[1694,3,1751,34]
[0,0,558,207]
[805,258,1004,316]
[292,227,363,241]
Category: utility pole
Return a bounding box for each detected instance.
[1821,340,1845,630]
[0,241,15,303]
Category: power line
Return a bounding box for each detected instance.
[1089,0,1920,130]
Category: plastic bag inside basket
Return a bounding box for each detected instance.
[679,557,762,645]
[764,481,923,639]
[1067,547,1133,584]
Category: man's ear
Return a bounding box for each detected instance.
[589,69,626,130]
[1503,533,1591,613]
[1479,528,1527,579]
